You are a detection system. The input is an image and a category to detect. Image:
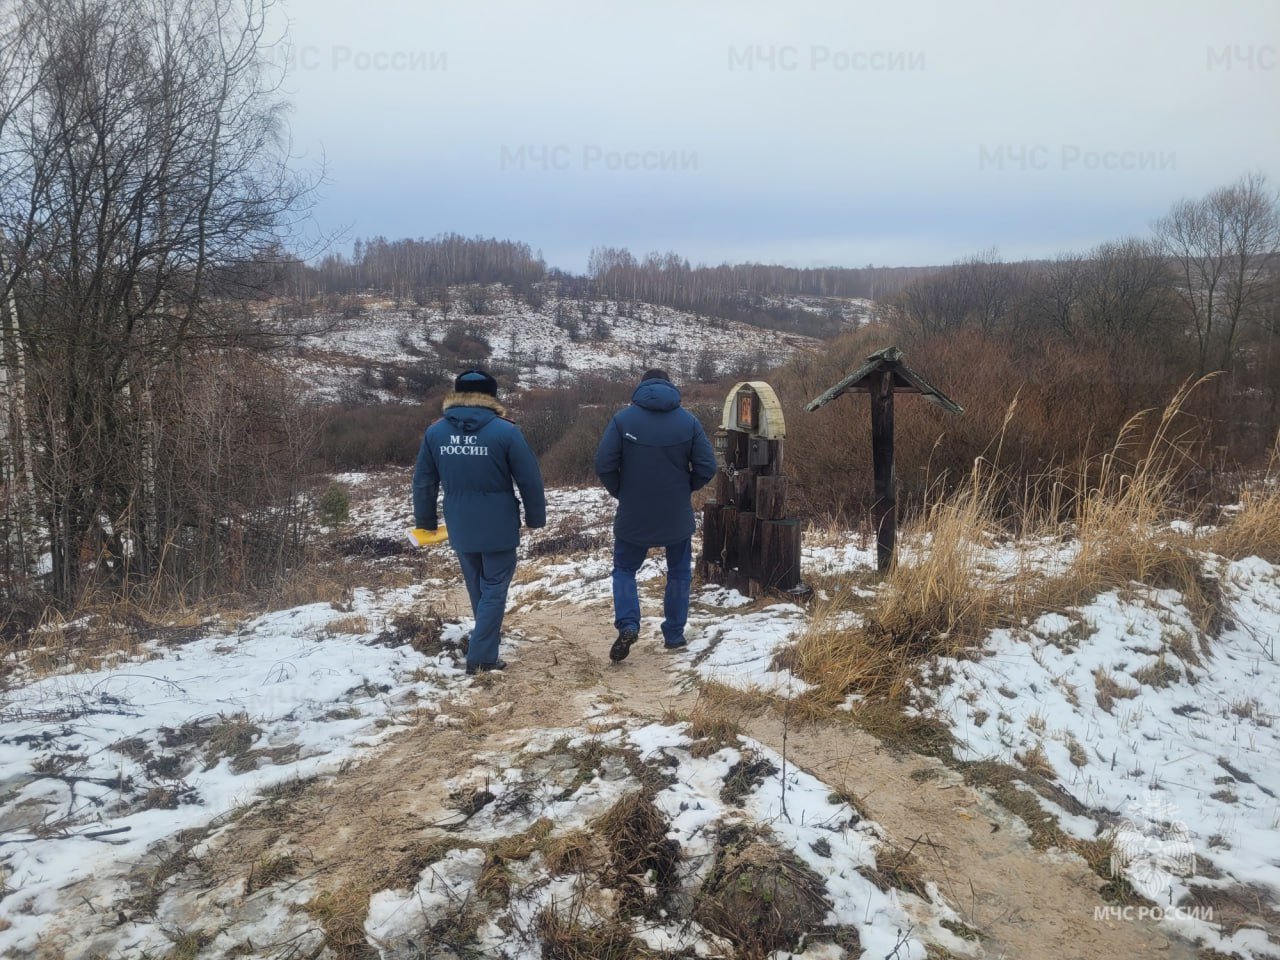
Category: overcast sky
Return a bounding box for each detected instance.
[277,0,1280,271]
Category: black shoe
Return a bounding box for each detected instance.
[609,628,639,663]
[663,637,688,651]
[465,659,507,676]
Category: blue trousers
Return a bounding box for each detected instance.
[611,538,692,647]
[455,549,517,668]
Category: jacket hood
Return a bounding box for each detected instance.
[443,391,506,416]
[442,391,506,432]
[632,379,681,412]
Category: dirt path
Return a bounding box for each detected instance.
[503,595,1197,960]
[59,587,1200,960]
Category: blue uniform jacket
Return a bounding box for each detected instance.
[413,392,547,553]
[594,378,717,547]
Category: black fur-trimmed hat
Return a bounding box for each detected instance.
[641,368,670,383]
[454,369,498,397]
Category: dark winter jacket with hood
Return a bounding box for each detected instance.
[413,392,546,553]
[594,377,718,546]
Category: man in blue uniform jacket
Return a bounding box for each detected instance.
[594,369,717,661]
[414,370,546,675]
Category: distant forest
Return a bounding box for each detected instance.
[280,234,941,337]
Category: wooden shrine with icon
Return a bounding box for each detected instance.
[699,381,807,597]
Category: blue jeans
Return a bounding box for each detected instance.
[455,549,517,668]
[611,538,692,647]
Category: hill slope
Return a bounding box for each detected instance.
[4,475,1276,958]
[289,286,864,401]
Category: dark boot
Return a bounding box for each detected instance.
[465,659,507,676]
[609,628,639,663]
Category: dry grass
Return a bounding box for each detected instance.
[270,565,355,608]
[164,931,214,960]
[245,852,300,894]
[1181,881,1280,937]
[2,600,208,679]
[476,818,555,901]
[535,909,648,960]
[202,713,263,770]
[325,615,371,636]
[671,686,748,757]
[1015,742,1056,779]
[543,828,604,876]
[794,436,1016,705]
[861,835,932,899]
[1025,380,1233,639]
[693,829,831,959]
[691,679,776,717]
[1093,669,1139,714]
[593,791,680,913]
[1213,448,1280,564]
[305,881,378,959]
[796,382,1229,710]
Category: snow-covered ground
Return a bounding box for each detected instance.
[921,556,1280,958]
[5,473,1279,958]
[290,286,829,400]
[364,718,969,960]
[0,583,473,955]
[0,474,963,959]
[500,483,1280,956]
[759,293,875,325]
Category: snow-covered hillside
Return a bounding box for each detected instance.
[4,473,1277,959]
[759,293,875,325]
[289,286,843,401]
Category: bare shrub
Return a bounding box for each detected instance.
[440,323,492,360]
[315,402,434,469]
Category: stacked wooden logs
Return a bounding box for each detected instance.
[700,430,802,596]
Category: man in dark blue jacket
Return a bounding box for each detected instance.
[595,369,717,661]
[414,370,546,675]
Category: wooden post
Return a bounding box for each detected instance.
[760,519,801,590]
[702,503,725,570]
[871,369,896,572]
[714,469,730,504]
[722,507,740,569]
[735,512,758,579]
[732,472,754,512]
[755,475,788,520]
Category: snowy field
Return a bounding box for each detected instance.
[289,286,830,400]
[497,485,1280,956]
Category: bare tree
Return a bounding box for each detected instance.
[1023,252,1086,336]
[883,250,1024,339]
[1076,237,1173,339]
[0,0,315,603]
[1157,173,1280,373]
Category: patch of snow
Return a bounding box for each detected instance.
[924,557,1280,957]
[0,585,467,955]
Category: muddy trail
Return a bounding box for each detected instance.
[506,598,1197,960]
[48,585,1200,960]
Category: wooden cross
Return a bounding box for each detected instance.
[805,346,964,572]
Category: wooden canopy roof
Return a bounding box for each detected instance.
[804,346,964,415]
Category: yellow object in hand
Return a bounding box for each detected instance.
[406,526,449,548]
